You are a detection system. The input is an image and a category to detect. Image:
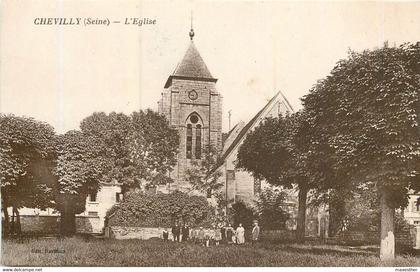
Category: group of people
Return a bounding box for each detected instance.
[162,221,260,246]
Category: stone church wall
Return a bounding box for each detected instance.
[159,77,222,191]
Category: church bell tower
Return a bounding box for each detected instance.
[158,25,223,191]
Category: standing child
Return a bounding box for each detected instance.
[162,228,169,241]
[214,226,222,246]
[252,221,260,245]
[198,227,205,246]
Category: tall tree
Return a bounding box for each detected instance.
[80,110,179,192]
[302,43,420,259]
[237,113,317,242]
[0,114,56,236]
[53,130,106,235]
[129,110,179,188]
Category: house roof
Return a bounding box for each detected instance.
[223,123,239,143]
[164,42,217,88]
[219,90,294,164]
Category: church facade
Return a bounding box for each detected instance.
[157,29,223,191]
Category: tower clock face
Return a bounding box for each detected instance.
[188,90,198,100]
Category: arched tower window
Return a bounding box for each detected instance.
[186,124,192,159]
[186,113,203,160]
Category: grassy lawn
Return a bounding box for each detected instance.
[2,237,419,267]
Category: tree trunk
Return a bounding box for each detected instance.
[328,197,346,237]
[15,207,21,236]
[2,197,10,238]
[60,199,76,236]
[296,185,308,243]
[380,189,395,260]
[11,206,22,236]
[10,207,15,236]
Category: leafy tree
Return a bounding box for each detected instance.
[256,188,290,230]
[53,130,106,235]
[0,114,56,236]
[333,184,410,234]
[302,43,420,259]
[237,114,317,242]
[80,110,179,192]
[185,145,223,198]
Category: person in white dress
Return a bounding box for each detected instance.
[236,223,245,245]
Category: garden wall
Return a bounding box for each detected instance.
[413,226,420,249]
[20,215,60,234]
[19,215,100,235]
[329,227,418,247]
[259,229,296,241]
[106,226,222,240]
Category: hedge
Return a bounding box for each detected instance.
[106,190,215,227]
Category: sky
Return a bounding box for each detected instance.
[1,0,420,134]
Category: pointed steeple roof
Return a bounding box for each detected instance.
[164,32,217,88]
[173,42,214,79]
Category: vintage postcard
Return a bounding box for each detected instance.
[0,0,419,270]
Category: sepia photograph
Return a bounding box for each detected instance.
[0,0,419,269]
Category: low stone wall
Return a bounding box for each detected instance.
[260,229,296,241]
[18,215,100,235]
[106,226,221,240]
[107,227,166,240]
[332,228,417,247]
[20,215,60,234]
[76,217,101,233]
[412,226,420,249]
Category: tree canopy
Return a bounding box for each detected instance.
[302,42,420,259]
[303,43,420,207]
[237,113,319,242]
[80,109,179,191]
[0,114,56,236]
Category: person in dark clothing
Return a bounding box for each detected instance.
[172,223,180,242]
[220,224,226,244]
[181,224,190,242]
[225,223,234,244]
[162,228,169,241]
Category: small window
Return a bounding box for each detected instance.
[88,211,98,217]
[116,192,122,203]
[89,192,97,202]
[227,170,235,181]
[190,115,199,124]
[414,221,420,225]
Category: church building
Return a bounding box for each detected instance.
[158,27,223,191]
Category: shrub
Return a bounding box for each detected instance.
[230,201,255,229]
[106,190,214,227]
[256,188,290,230]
